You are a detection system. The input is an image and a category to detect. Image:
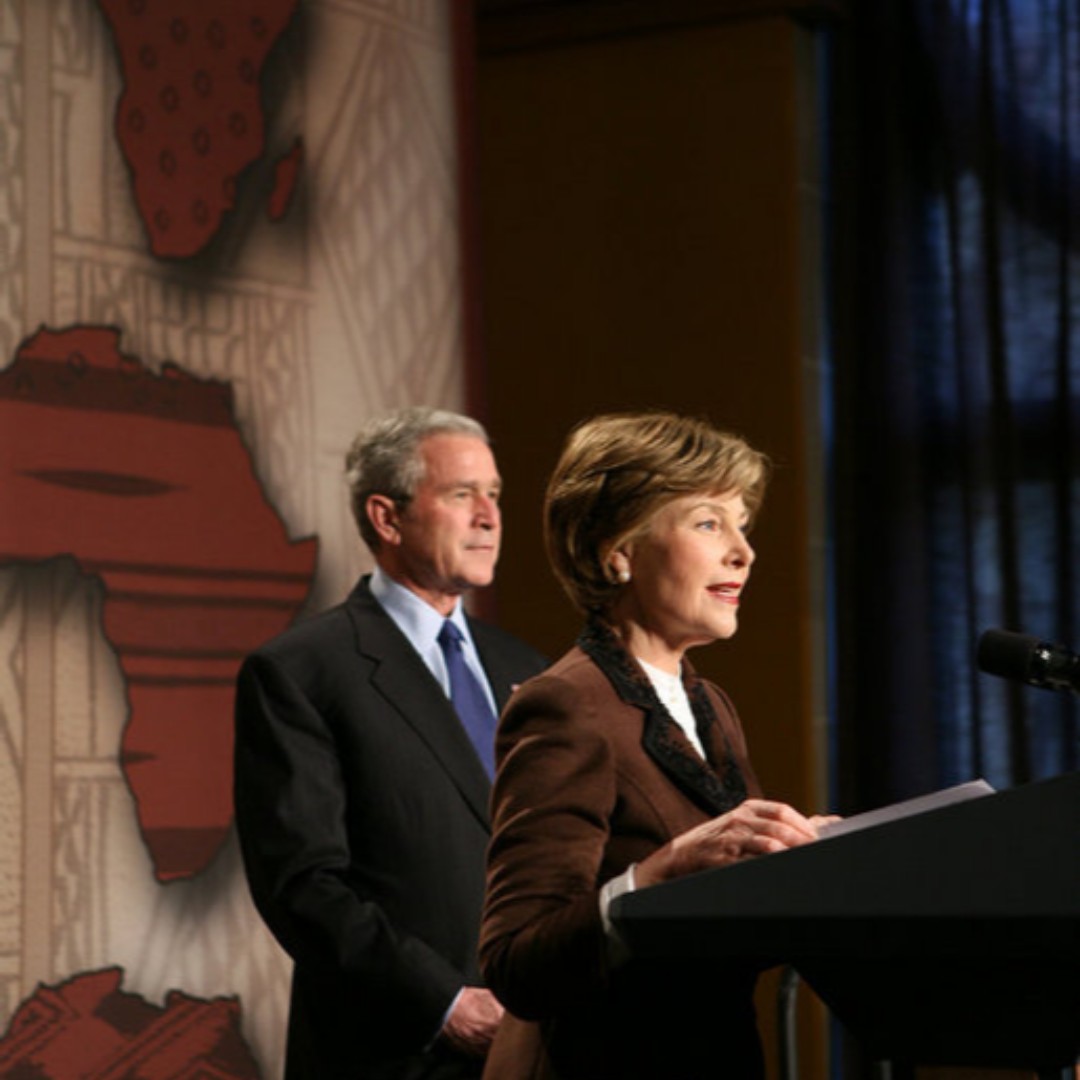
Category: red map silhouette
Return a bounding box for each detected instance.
[98,0,300,258]
[0,967,260,1078]
[0,326,317,881]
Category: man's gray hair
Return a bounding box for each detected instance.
[345,406,489,551]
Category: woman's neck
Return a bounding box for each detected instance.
[607,617,684,676]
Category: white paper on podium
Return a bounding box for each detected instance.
[818,779,996,840]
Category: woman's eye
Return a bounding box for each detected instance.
[696,518,719,532]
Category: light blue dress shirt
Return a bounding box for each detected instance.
[369,565,499,716]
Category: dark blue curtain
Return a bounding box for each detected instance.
[835,0,1080,812]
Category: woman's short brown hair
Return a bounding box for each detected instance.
[544,411,769,615]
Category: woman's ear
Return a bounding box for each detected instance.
[607,548,632,584]
[366,494,402,547]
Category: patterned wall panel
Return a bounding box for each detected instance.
[0,1,25,362]
[0,567,27,1024]
[0,1,464,1075]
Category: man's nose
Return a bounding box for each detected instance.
[475,495,499,528]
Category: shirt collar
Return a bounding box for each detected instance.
[370,565,469,652]
[637,656,684,693]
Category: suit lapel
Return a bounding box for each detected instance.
[346,580,492,829]
[578,619,747,817]
[638,699,745,817]
[469,618,521,713]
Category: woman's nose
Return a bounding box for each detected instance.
[726,533,754,567]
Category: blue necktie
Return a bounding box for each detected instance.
[437,619,497,778]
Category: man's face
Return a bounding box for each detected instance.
[386,433,502,613]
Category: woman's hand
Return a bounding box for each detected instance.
[635,799,824,888]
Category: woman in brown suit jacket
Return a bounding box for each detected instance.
[480,412,831,1080]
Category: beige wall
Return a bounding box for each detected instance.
[475,10,832,1077]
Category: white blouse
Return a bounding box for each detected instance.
[637,657,705,759]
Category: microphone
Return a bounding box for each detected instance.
[976,629,1080,694]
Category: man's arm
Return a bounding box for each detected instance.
[233,649,464,1050]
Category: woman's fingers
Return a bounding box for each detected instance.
[689,800,820,865]
[640,799,831,885]
[737,799,820,845]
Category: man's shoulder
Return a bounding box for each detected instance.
[468,616,547,672]
[247,578,377,663]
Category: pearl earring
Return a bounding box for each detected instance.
[616,568,631,584]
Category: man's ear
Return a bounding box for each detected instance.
[366,494,403,547]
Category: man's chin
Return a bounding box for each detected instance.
[458,566,497,591]
[460,553,498,586]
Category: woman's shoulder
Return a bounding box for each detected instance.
[694,674,738,715]
[513,643,610,692]
[503,644,621,727]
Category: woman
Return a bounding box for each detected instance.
[479,411,829,1079]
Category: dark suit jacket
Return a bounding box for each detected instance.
[234,575,547,1080]
[480,620,765,1080]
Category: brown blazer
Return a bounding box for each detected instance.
[480,621,767,1080]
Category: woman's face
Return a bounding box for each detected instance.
[611,490,755,671]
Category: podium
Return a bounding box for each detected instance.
[610,771,1080,1073]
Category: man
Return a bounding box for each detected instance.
[234,407,547,1079]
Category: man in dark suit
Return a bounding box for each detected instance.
[234,407,547,1080]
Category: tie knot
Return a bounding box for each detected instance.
[438,619,465,650]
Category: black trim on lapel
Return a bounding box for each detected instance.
[577,618,748,816]
[345,578,492,829]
